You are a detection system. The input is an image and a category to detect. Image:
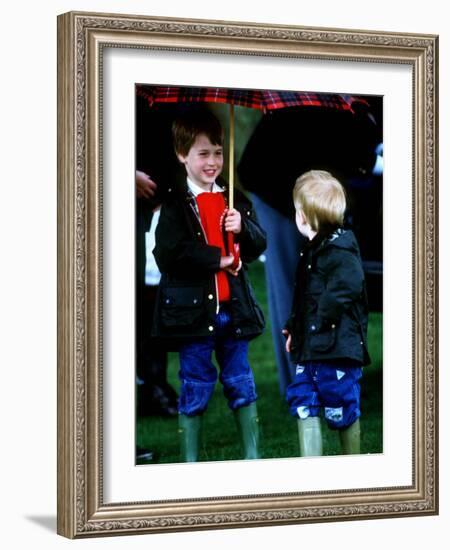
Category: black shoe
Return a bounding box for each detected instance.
[160,382,178,404]
[136,446,156,462]
[155,404,178,417]
[138,384,178,417]
[142,401,178,417]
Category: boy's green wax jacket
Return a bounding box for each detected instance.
[151,178,266,349]
[286,228,371,366]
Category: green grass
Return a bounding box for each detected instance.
[137,260,383,463]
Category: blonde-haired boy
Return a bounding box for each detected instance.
[284,170,370,456]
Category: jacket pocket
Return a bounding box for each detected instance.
[160,286,204,327]
[308,318,337,352]
[244,275,265,330]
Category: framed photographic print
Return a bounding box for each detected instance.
[57,11,438,538]
[133,83,383,465]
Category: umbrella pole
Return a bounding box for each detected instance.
[226,103,240,269]
[229,104,234,209]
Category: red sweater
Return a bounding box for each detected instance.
[196,192,231,303]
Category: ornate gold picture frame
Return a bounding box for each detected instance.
[57,11,438,538]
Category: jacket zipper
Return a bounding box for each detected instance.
[189,202,220,314]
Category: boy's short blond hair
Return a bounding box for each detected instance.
[293,170,346,232]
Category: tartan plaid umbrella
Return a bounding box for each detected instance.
[137,85,362,113]
[137,85,366,201]
[137,84,368,265]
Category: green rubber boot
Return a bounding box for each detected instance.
[234,402,260,460]
[178,414,202,462]
[339,419,361,455]
[297,417,323,457]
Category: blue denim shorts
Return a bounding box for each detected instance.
[286,361,362,429]
[178,307,257,416]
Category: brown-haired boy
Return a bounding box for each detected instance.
[152,109,266,462]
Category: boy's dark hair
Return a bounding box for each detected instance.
[172,108,224,157]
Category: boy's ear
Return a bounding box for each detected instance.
[176,152,186,164]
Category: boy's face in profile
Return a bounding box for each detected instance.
[177,133,224,190]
